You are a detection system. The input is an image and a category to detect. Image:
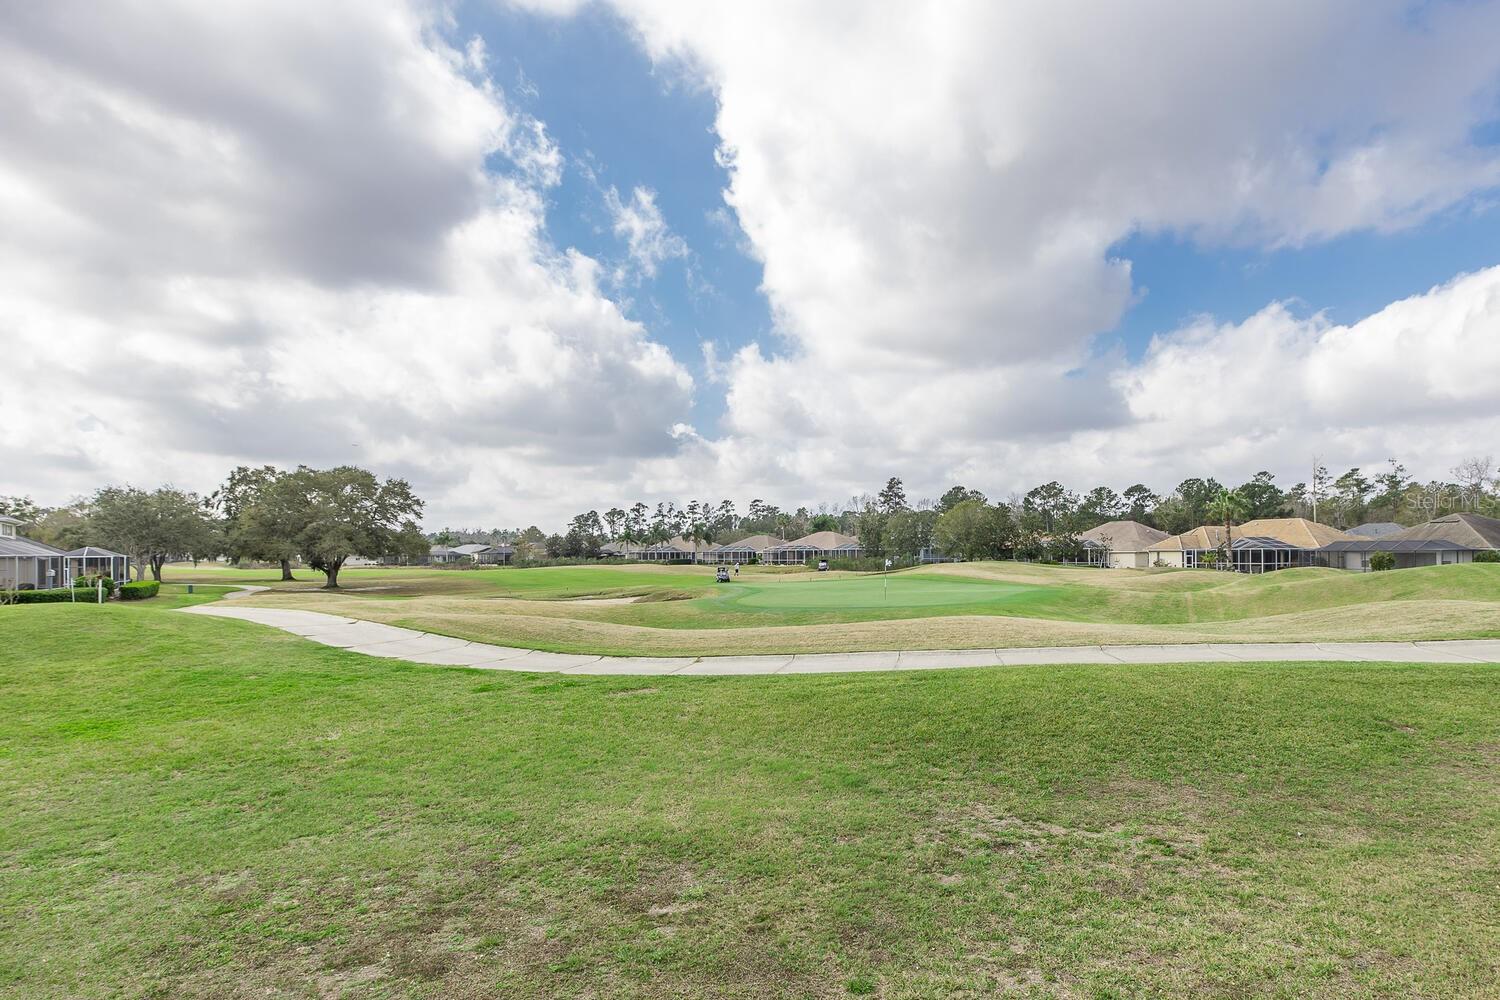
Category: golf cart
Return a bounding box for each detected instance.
[715,566,731,583]
[817,559,829,572]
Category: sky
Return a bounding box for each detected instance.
[3,0,1499,529]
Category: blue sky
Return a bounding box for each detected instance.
[1108,206,1500,358]
[6,1,1499,526]
[468,0,1500,435]
[467,2,771,430]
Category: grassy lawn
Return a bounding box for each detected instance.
[169,561,1500,656]
[3,597,1498,997]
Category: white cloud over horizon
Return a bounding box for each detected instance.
[2,0,1499,528]
[0,0,695,526]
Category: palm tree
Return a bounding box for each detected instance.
[1207,487,1249,571]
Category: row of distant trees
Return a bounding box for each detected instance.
[428,455,1499,565]
[2,466,426,587]
[14,455,1486,579]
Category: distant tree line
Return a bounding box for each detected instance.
[11,454,1489,578]
[429,455,1499,564]
[1,465,426,588]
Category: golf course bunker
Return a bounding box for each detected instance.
[728,575,1047,611]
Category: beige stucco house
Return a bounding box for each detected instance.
[763,531,864,565]
[1148,517,1353,572]
[1078,520,1170,568]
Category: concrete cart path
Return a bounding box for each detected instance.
[180,603,1500,676]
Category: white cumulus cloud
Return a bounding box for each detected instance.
[518,0,1500,504]
[6,0,1500,527]
[0,0,695,526]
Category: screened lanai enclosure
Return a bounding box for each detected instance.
[1321,538,1476,570]
[1180,537,1328,573]
[0,517,132,590]
[65,547,132,583]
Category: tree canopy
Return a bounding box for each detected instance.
[933,500,1014,561]
[91,486,220,581]
[279,466,426,588]
[213,466,303,579]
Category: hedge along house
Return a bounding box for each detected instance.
[1147,518,1353,572]
[762,531,864,566]
[1078,520,1169,568]
[1322,512,1500,570]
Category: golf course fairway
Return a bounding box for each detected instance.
[717,573,1051,611]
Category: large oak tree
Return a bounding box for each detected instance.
[280,466,426,588]
[91,486,221,581]
[214,465,302,580]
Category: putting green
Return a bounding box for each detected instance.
[720,574,1048,611]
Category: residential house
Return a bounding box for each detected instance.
[702,534,777,564]
[1345,522,1405,539]
[1148,517,1352,572]
[1078,520,1169,569]
[453,542,513,565]
[638,536,703,563]
[1322,512,1500,570]
[762,531,863,566]
[0,516,131,589]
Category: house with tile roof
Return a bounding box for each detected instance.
[1148,517,1353,572]
[1078,520,1170,568]
[1346,522,1405,539]
[762,531,864,566]
[637,536,704,562]
[1322,512,1500,570]
[702,534,777,564]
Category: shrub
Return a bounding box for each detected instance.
[1369,551,1396,572]
[3,587,78,604]
[1474,550,1499,564]
[72,575,114,591]
[119,580,161,600]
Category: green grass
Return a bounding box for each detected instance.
[172,561,1500,656]
[716,574,1053,611]
[3,599,1498,996]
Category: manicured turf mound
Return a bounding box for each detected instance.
[174,561,1500,656]
[717,573,1050,611]
[3,598,1497,996]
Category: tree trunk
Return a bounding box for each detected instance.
[280,558,295,581]
[151,555,165,582]
[323,557,344,589]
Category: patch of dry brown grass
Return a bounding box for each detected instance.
[237,589,1500,656]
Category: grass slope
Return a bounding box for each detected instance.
[177,562,1500,656]
[3,598,1498,997]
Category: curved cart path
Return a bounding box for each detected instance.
[181,604,1500,676]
